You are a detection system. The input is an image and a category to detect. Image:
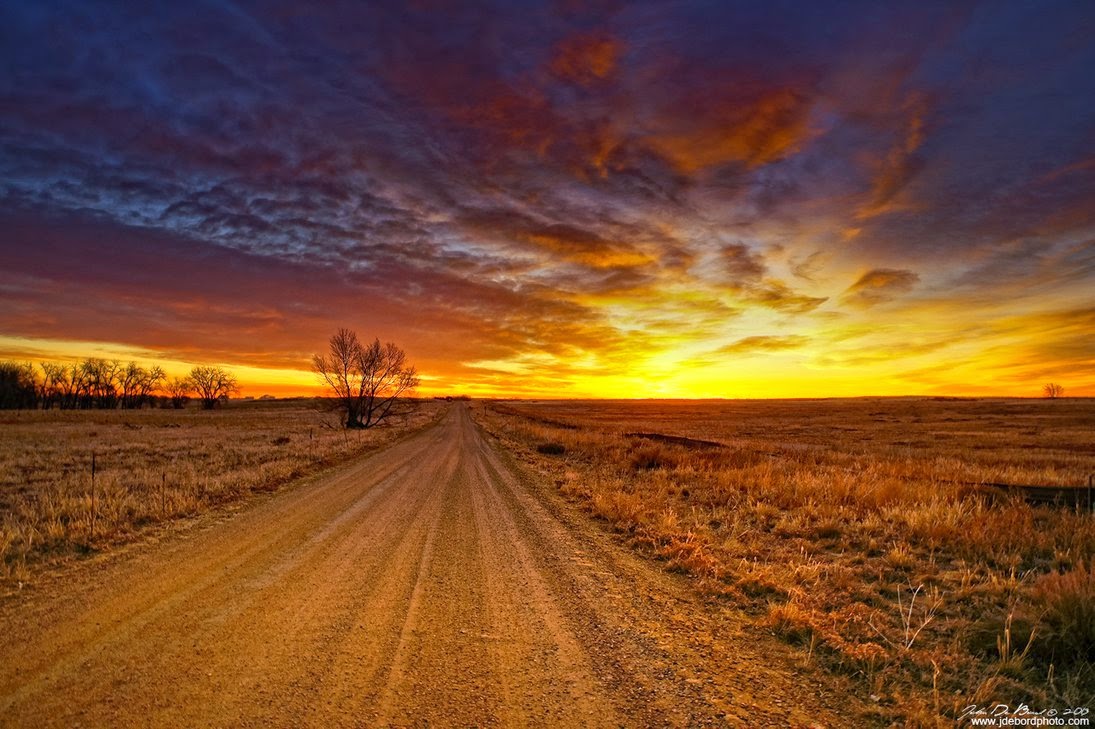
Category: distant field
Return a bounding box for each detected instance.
[0,399,442,583]
[474,398,1095,723]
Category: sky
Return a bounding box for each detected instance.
[1,1,1093,398]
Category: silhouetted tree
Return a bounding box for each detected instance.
[119,362,166,409]
[188,366,239,409]
[77,358,122,409]
[40,362,67,409]
[0,361,38,409]
[313,328,419,428]
[1043,383,1065,399]
[137,365,166,407]
[165,376,193,409]
[3,359,210,410]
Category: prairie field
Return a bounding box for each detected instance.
[0,399,442,584]
[474,397,1095,723]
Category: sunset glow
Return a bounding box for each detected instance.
[1,3,1092,398]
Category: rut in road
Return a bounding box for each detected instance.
[0,403,858,727]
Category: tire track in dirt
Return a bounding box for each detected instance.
[0,403,865,727]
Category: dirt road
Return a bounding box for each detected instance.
[0,404,858,727]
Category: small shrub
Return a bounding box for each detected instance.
[536,442,566,455]
[765,601,816,645]
[885,544,916,571]
[656,531,721,578]
[591,489,645,528]
[810,519,843,540]
[630,443,672,470]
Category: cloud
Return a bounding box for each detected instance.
[789,250,828,281]
[549,32,622,86]
[717,335,808,355]
[456,207,654,272]
[854,93,930,220]
[642,86,817,174]
[720,243,767,283]
[841,269,919,309]
[714,244,827,313]
[747,281,829,314]
[0,209,628,375]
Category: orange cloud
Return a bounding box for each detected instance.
[841,268,920,308]
[1036,156,1095,185]
[523,230,651,268]
[457,209,654,272]
[745,280,828,314]
[717,335,809,355]
[644,87,816,173]
[549,32,621,86]
[856,93,928,219]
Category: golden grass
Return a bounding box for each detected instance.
[475,397,1095,723]
[0,399,442,583]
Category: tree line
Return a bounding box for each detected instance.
[2,330,419,425]
[0,359,239,410]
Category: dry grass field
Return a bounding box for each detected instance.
[474,398,1095,724]
[0,399,443,584]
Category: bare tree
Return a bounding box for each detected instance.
[77,358,124,409]
[40,362,67,409]
[39,361,84,409]
[1043,383,1065,399]
[119,362,143,409]
[165,376,193,409]
[313,328,364,427]
[120,362,166,409]
[313,328,419,428]
[0,361,38,409]
[136,365,166,407]
[188,365,239,409]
